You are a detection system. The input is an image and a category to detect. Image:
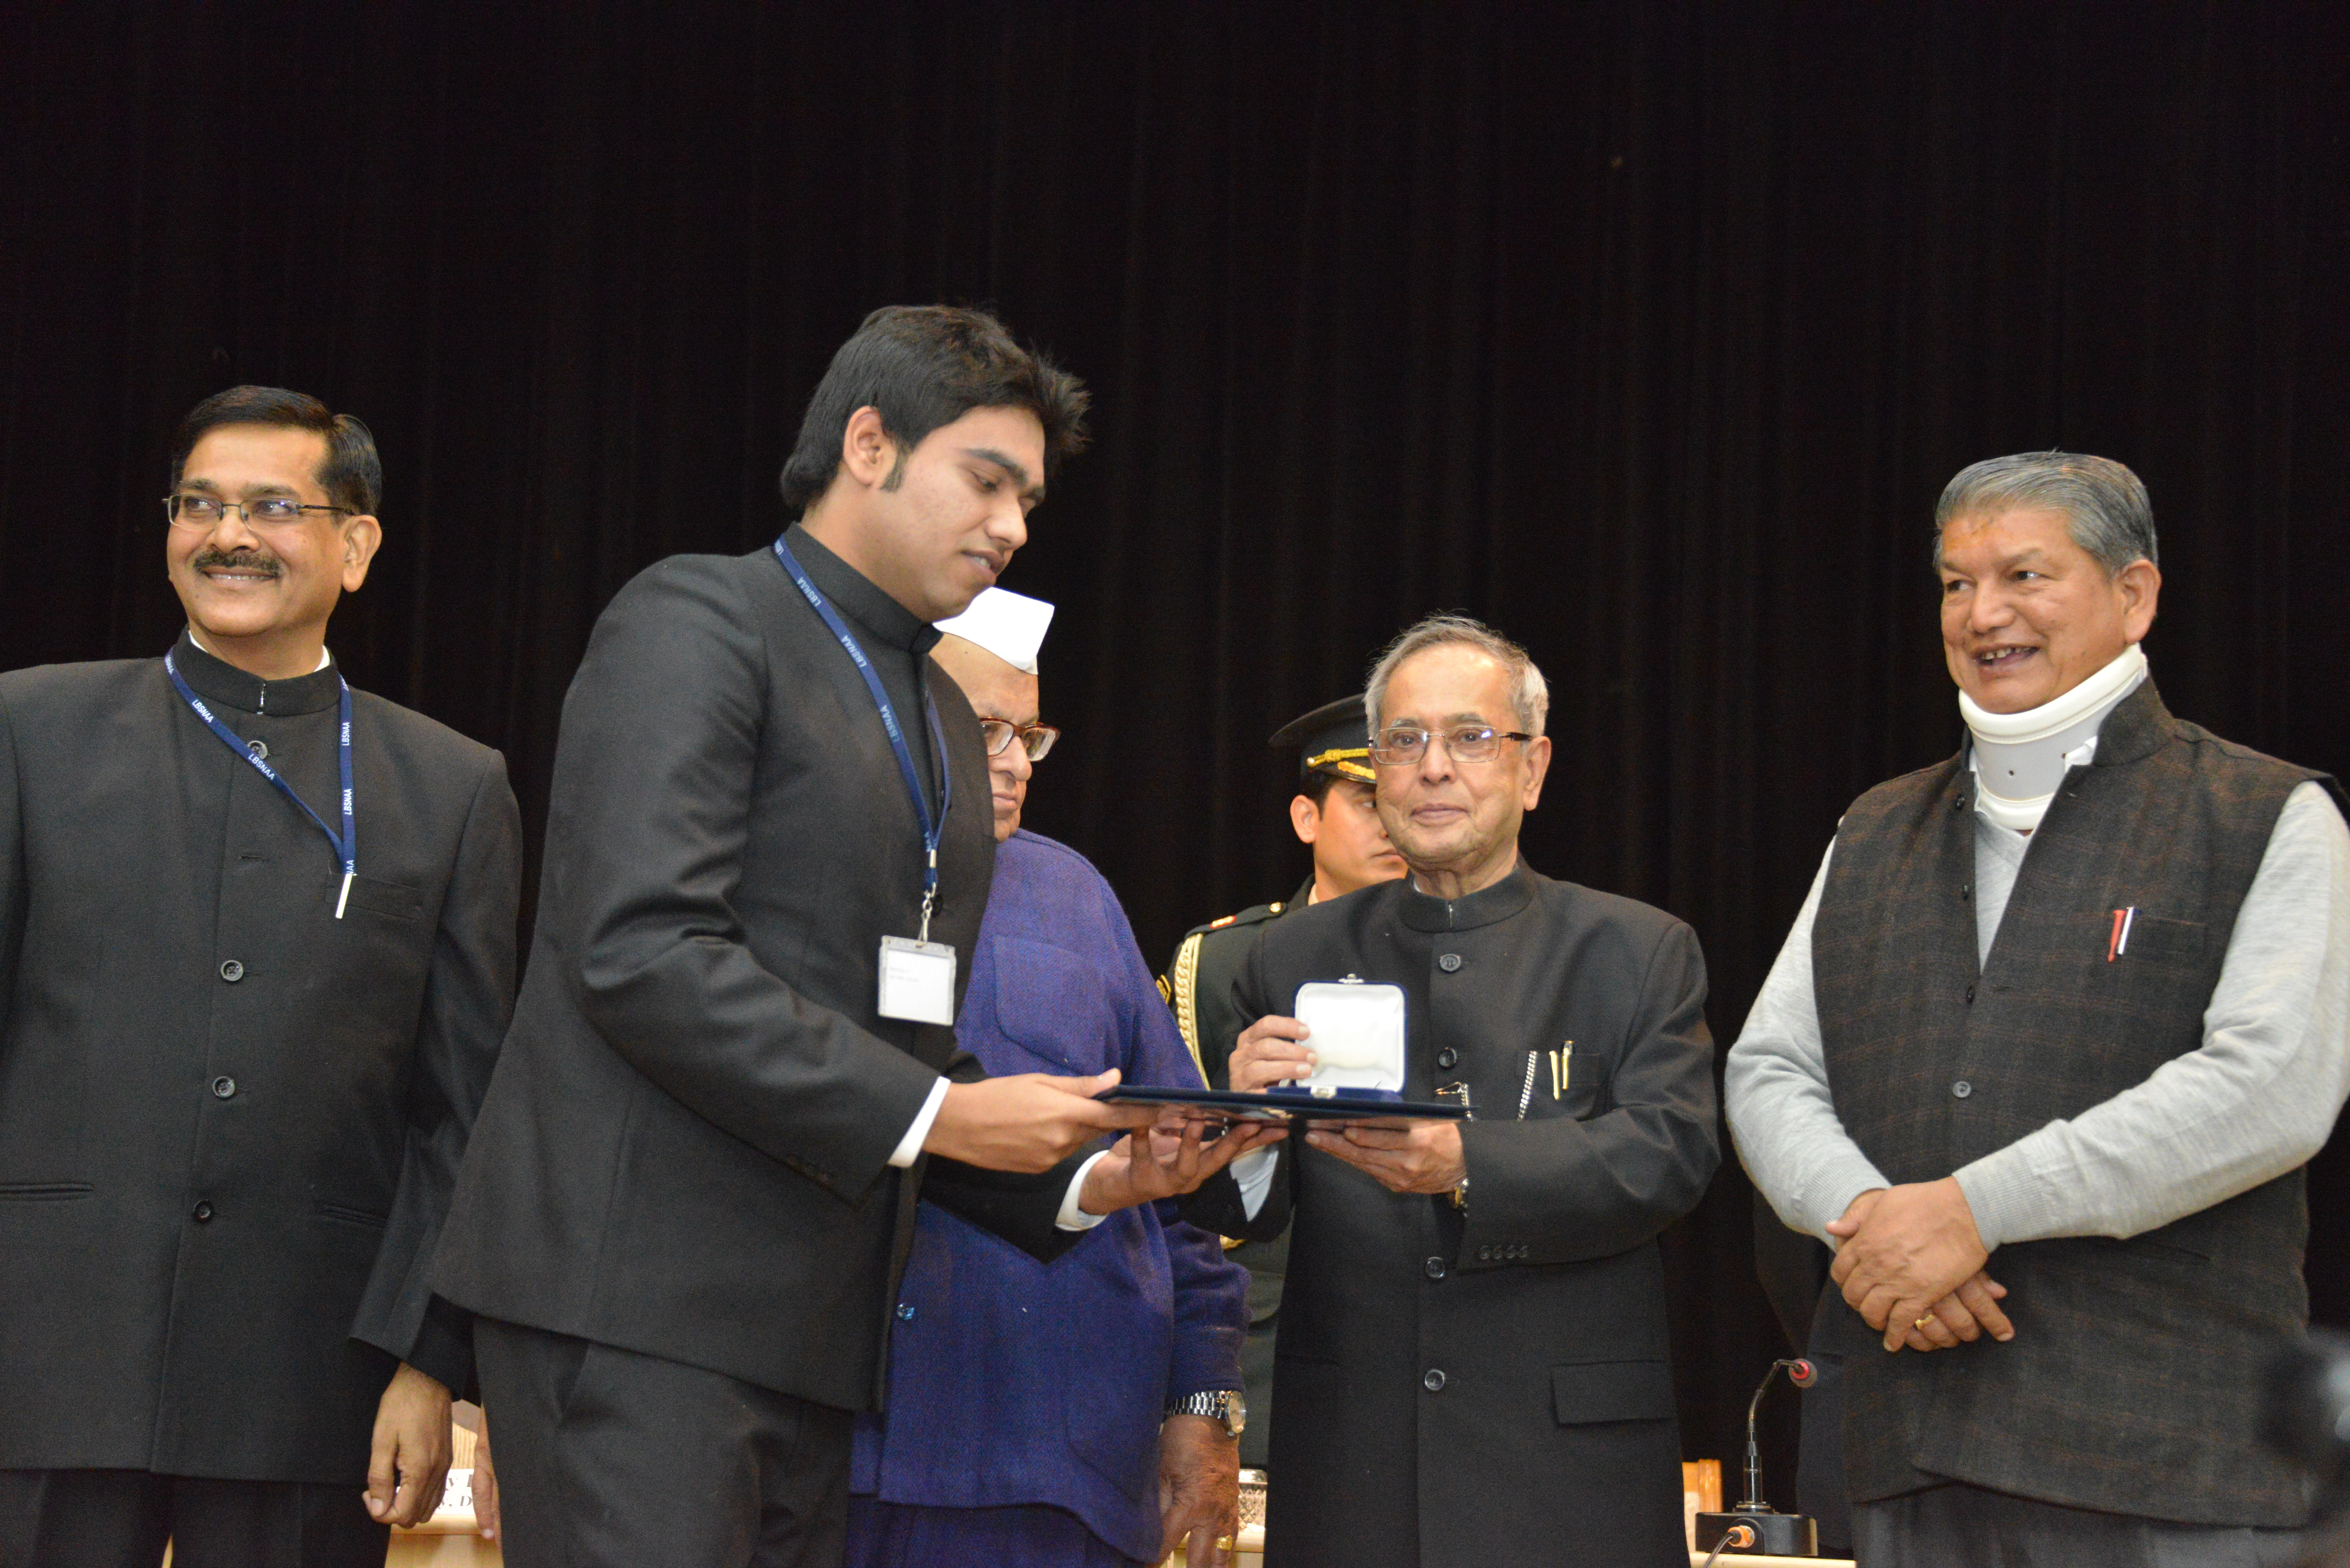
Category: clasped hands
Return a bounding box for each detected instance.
[1228,1016,1466,1195]
[1828,1179,2015,1354]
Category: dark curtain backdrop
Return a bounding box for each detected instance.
[8,0,2348,1495]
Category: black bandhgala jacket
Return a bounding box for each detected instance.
[435,530,1080,1416]
[0,633,519,1483]
[1189,862,1718,1568]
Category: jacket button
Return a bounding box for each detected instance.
[1424,1255,1447,1280]
[1422,1369,1447,1392]
[1952,1080,1973,1099]
[246,738,269,760]
[896,1302,915,1321]
[219,960,245,983]
[1962,984,1975,1004]
[191,1201,214,1222]
[210,1076,236,1099]
[1438,953,1463,973]
[1960,882,1972,901]
[1436,1048,1459,1069]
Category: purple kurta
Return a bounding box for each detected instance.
[848,830,1247,1564]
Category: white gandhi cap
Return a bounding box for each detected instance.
[933,587,1055,675]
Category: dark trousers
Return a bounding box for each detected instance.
[0,1468,387,1568]
[1852,1482,2303,1568]
[475,1316,855,1568]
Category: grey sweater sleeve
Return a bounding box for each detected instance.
[1723,840,1892,1242]
[1954,780,2350,1247]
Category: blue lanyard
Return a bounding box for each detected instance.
[771,535,952,939]
[165,649,359,920]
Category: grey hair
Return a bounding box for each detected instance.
[1364,613,1550,737]
[1934,451,2158,575]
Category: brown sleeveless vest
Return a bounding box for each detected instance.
[1812,678,2338,1524]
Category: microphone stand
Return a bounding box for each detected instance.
[1695,1358,1820,1557]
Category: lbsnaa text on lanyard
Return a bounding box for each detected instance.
[770,534,952,939]
[164,650,358,920]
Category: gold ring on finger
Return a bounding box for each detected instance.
[1913,1315,1935,1330]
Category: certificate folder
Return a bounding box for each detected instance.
[1095,1084,1470,1123]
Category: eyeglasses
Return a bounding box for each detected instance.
[977,719,1060,761]
[1369,725,1535,766]
[165,494,351,529]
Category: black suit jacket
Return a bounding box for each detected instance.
[1190,863,1718,1568]
[435,531,1078,1414]
[0,634,519,1484]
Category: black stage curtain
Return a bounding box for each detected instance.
[9,0,2348,1493]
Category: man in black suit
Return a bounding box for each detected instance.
[0,387,521,1566]
[436,306,1261,1568]
[1199,614,1718,1568]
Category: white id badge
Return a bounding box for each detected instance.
[878,936,958,1025]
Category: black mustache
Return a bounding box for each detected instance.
[191,548,280,577]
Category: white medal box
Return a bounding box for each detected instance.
[1290,979,1407,1094]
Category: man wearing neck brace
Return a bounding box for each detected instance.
[1728,452,2350,1564]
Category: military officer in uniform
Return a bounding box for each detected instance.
[1159,694,1405,1471]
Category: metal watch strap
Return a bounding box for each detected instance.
[1166,1388,1246,1437]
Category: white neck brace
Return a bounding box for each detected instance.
[1961,644,2148,832]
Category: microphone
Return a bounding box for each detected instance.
[1694,1358,1820,1556]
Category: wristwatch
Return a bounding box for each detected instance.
[1166,1388,1247,1438]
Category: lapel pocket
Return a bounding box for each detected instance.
[2107,912,2207,966]
[344,875,426,922]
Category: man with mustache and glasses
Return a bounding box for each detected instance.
[0,387,521,1566]
[1728,453,2350,1565]
[1191,614,1719,1568]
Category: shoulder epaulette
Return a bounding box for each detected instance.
[1190,901,1281,940]
[1166,901,1284,1079]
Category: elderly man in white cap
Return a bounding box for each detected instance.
[842,589,1254,1568]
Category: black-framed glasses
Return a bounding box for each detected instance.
[1369,724,1535,766]
[164,493,352,529]
[978,719,1060,762]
